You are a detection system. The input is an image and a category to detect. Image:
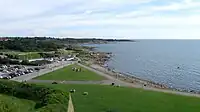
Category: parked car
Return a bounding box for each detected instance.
[9,73,16,78]
[0,75,11,79]
[24,70,29,74]
[34,68,40,71]
[15,73,21,76]
[14,66,22,69]
[27,68,34,73]
[3,76,11,79]
[28,68,34,71]
[16,70,25,75]
[19,72,25,75]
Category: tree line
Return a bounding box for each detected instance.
[0,37,134,52]
[0,38,64,52]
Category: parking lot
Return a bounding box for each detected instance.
[0,57,76,81]
[11,60,74,82]
[0,64,45,79]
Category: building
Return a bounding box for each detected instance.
[0,38,9,41]
[28,58,54,62]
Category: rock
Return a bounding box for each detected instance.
[52,82,58,84]
[83,92,88,95]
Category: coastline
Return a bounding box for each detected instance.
[80,46,200,95]
[88,63,200,95]
[90,64,168,89]
[78,63,200,98]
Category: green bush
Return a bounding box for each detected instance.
[0,80,69,112]
[42,93,68,105]
[36,104,67,112]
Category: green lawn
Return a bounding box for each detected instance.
[1,51,41,60]
[34,64,105,81]
[0,94,35,112]
[40,84,200,112]
[18,52,41,60]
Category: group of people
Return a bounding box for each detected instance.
[72,67,82,72]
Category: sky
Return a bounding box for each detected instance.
[0,0,200,39]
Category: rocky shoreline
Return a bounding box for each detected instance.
[85,49,168,89]
[86,49,200,94]
[90,64,169,89]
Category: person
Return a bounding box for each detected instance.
[80,68,82,72]
[111,82,115,86]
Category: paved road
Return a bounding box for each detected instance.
[29,79,112,85]
[11,61,74,82]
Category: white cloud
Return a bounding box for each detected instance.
[0,0,76,19]
[99,0,153,5]
[0,0,152,17]
[151,0,200,11]
[0,0,200,39]
[116,11,150,18]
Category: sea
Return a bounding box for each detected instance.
[86,40,200,91]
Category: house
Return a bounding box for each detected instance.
[0,38,9,41]
[66,57,75,61]
[28,58,54,62]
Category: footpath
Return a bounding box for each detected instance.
[68,94,75,112]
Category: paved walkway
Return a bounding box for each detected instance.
[29,79,112,85]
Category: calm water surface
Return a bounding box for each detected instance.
[89,40,200,91]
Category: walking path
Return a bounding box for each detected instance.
[67,94,74,112]
[29,79,112,85]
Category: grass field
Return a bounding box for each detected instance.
[1,51,41,60]
[0,94,35,112]
[40,84,200,112]
[18,52,41,60]
[0,79,69,112]
[34,64,105,81]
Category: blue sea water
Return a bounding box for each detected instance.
[87,40,200,91]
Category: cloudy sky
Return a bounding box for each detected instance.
[0,0,200,39]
